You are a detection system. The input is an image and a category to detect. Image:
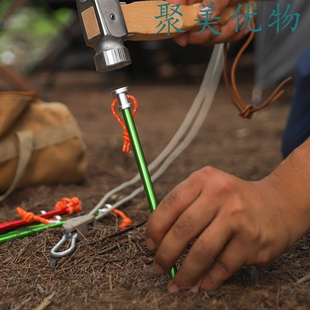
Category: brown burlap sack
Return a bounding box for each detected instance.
[0,91,87,201]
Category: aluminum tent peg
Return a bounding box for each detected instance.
[111,86,131,110]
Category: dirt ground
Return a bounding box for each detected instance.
[1,51,310,310]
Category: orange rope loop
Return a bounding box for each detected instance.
[16,207,50,225]
[55,197,82,214]
[111,209,132,230]
[111,95,138,153]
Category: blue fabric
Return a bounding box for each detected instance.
[282,46,310,158]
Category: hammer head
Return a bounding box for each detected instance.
[76,0,131,72]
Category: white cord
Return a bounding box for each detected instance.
[93,44,224,219]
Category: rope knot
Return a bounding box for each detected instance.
[239,104,254,119]
[16,207,50,225]
[55,197,82,214]
[122,128,131,153]
[111,94,138,153]
[223,27,292,120]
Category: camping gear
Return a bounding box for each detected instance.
[0,91,87,201]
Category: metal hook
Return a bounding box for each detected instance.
[50,232,78,258]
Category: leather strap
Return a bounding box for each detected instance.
[0,120,81,201]
[222,21,292,119]
[0,120,79,162]
[0,131,33,201]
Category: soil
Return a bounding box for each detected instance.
[1,52,310,310]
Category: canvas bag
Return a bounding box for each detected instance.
[0,91,87,201]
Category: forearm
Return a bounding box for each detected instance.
[263,138,310,244]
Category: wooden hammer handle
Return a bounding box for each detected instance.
[121,1,253,41]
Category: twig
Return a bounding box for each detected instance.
[296,274,310,285]
[97,243,118,255]
[13,297,32,310]
[34,292,56,310]
[109,274,113,292]
[37,284,45,294]
[81,219,147,247]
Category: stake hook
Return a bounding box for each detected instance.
[50,232,78,258]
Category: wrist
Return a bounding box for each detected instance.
[263,139,310,242]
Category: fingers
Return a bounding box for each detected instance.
[150,190,219,275]
[167,224,254,291]
[146,167,247,290]
[174,33,190,47]
[167,215,234,290]
[180,17,250,46]
[169,0,199,4]
[171,1,250,46]
[204,18,250,45]
[146,171,203,249]
[146,167,262,291]
[198,238,248,289]
[203,0,231,16]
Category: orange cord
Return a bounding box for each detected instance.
[16,207,50,225]
[111,209,132,230]
[111,94,138,153]
[55,197,82,214]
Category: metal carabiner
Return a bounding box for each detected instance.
[50,232,78,258]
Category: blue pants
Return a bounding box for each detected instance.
[282,46,310,158]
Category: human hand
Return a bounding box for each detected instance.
[145,162,310,292]
[169,0,250,46]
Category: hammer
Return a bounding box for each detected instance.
[75,0,252,72]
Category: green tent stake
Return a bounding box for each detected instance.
[111,86,177,279]
[123,107,158,211]
[0,220,64,244]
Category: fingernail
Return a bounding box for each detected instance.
[190,285,200,294]
[244,27,251,35]
[198,6,211,18]
[169,284,179,293]
[238,17,246,28]
[146,238,156,251]
[154,263,165,274]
